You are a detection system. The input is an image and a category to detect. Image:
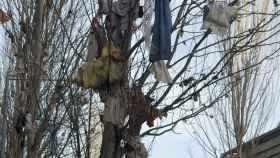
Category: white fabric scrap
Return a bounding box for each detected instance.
[150,61,172,83]
[202,3,237,34]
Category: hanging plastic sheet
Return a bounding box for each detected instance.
[149,0,172,62]
[201,2,237,34]
[150,60,172,84]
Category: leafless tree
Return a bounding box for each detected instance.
[189,1,280,158]
[0,0,280,158]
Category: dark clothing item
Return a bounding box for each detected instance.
[150,0,172,62]
[99,0,139,54]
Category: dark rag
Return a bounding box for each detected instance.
[150,0,172,62]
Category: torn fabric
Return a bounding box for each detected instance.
[98,0,140,55]
[126,136,148,158]
[150,61,172,84]
[87,18,106,61]
[201,3,237,34]
[103,95,126,127]
[149,0,172,62]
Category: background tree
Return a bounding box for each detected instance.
[189,1,280,157]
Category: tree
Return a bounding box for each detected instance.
[0,0,280,158]
[189,1,280,157]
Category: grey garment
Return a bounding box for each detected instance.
[99,0,139,29]
[87,22,107,61]
[126,136,148,158]
[99,0,139,51]
[86,32,98,61]
[99,0,139,17]
[103,94,127,128]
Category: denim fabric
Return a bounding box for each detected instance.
[150,0,172,62]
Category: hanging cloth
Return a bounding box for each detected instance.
[99,0,139,55]
[149,0,172,62]
[74,41,125,89]
[0,9,9,24]
[87,17,106,61]
[150,60,172,84]
[98,0,139,33]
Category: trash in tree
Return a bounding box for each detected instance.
[149,0,173,83]
[87,17,106,60]
[179,77,195,87]
[126,136,148,158]
[0,8,9,23]
[73,41,126,90]
[98,0,141,54]
[150,60,172,83]
[74,0,143,89]
[150,0,172,62]
[102,91,127,127]
[127,86,168,136]
[201,1,237,34]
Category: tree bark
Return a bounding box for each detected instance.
[7,0,45,157]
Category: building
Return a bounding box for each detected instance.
[221,127,280,158]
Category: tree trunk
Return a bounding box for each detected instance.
[7,0,45,157]
[99,65,150,158]
[100,76,129,158]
